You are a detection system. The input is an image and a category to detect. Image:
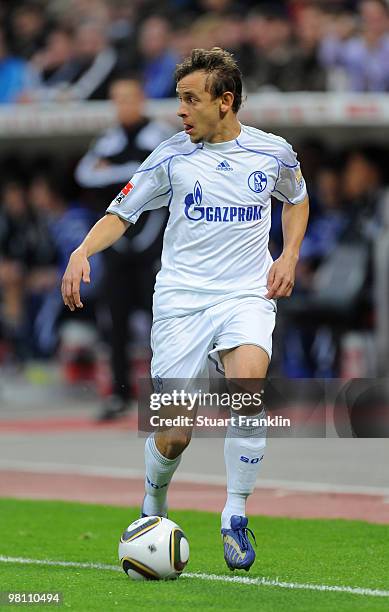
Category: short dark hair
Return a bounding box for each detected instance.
[175,47,243,114]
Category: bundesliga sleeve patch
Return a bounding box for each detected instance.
[114,181,134,205]
[294,168,304,189]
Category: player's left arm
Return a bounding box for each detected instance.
[266,194,309,299]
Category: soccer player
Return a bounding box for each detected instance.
[61,48,309,572]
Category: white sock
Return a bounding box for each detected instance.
[221,411,266,530]
[142,434,181,517]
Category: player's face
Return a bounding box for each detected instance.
[110,80,145,126]
[176,71,225,143]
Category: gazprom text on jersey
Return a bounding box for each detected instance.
[185,204,263,222]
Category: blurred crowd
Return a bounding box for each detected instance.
[1,129,388,384]
[1,0,389,104]
[271,142,389,377]
[1,0,389,412]
[0,74,173,419]
[0,169,103,361]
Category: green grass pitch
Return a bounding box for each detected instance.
[0,498,388,611]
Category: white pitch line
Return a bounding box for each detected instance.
[187,573,389,597]
[1,459,389,496]
[0,556,388,598]
[0,556,121,572]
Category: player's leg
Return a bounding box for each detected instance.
[142,311,212,517]
[142,420,194,517]
[219,345,268,570]
[221,345,268,528]
[209,297,275,570]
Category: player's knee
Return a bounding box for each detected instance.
[232,362,267,379]
[161,428,192,459]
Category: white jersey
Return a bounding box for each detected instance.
[106,123,307,321]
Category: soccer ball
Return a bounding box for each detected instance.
[118,516,190,580]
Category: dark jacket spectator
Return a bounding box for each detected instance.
[29,26,75,87]
[27,21,122,101]
[10,3,48,59]
[245,7,300,92]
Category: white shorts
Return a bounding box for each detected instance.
[150,296,276,380]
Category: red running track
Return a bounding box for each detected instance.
[1,470,389,524]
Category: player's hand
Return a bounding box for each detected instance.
[265,252,297,299]
[61,248,90,311]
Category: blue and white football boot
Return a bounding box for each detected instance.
[221,515,256,571]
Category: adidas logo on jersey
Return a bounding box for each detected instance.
[216,160,233,171]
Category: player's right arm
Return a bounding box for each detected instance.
[62,136,174,311]
[61,214,129,311]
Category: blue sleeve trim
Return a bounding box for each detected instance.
[120,145,200,220]
[167,157,174,208]
[105,210,134,224]
[236,138,307,203]
[235,139,298,169]
[133,145,200,175]
[164,146,201,207]
[143,134,183,158]
[273,189,307,205]
[125,187,172,221]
